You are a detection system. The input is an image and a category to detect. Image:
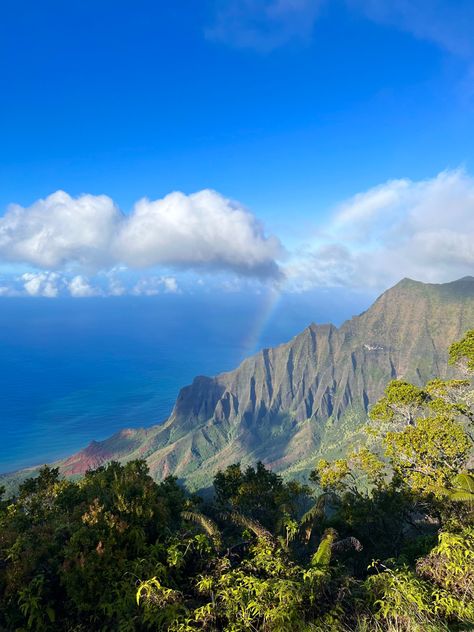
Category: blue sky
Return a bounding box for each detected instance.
[0,0,474,297]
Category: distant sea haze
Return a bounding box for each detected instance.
[0,289,374,473]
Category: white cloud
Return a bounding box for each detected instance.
[131,276,180,296]
[207,0,322,51]
[209,0,474,58]
[333,179,410,235]
[114,190,281,277]
[68,275,101,297]
[161,276,179,293]
[131,279,160,296]
[0,191,121,269]
[0,270,183,298]
[107,278,126,296]
[287,169,474,290]
[2,172,474,297]
[21,272,62,297]
[350,0,474,60]
[0,189,282,279]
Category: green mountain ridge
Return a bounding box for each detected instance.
[3,276,474,492]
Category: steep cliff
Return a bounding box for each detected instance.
[4,277,474,493]
[55,277,474,489]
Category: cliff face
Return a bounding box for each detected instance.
[6,277,474,493]
[133,276,474,488]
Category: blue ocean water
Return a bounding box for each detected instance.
[0,290,375,473]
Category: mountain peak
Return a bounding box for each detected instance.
[4,277,474,493]
[449,275,474,285]
[392,275,474,289]
[373,276,474,308]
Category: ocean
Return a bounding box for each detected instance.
[0,289,375,473]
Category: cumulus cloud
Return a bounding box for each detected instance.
[21,272,62,297]
[68,275,101,297]
[0,270,183,298]
[114,190,281,277]
[131,276,180,296]
[106,277,126,297]
[3,173,473,297]
[161,277,179,293]
[0,189,282,279]
[0,191,121,269]
[287,169,474,290]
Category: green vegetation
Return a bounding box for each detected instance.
[3,276,471,497]
[1,331,473,631]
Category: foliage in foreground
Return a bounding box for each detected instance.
[0,331,473,631]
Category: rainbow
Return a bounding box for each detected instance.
[240,286,283,359]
